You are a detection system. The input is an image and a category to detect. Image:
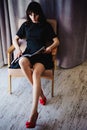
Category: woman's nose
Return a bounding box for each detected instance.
[32,14,36,18]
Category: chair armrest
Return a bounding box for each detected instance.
[7,44,15,54]
[52,47,58,70]
[7,44,15,67]
[52,47,57,56]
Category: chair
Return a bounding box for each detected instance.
[7,19,58,97]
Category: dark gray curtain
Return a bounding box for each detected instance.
[57,0,87,68]
[0,0,87,68]
[40,0,87,68]
[0,0,11,66]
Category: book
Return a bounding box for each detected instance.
[11,46,45,64]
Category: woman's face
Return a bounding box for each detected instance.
[29,12,39,23]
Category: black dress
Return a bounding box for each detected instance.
[10,21,57,69]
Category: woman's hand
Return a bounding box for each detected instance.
[44,37,59,54]
[44,46,52,54]
[16,49,22,58]
[13,35,22,58]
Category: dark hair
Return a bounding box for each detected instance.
[26,1,46,23]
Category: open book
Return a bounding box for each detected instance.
[11,46,45,64]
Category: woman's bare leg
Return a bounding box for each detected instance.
[19,57,33,85]
[30,63,45,117]
[19,58,46,123]
[19,57,45,99]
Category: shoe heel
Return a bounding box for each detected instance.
[25,112,38,128]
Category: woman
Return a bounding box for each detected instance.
[13,1,59,128]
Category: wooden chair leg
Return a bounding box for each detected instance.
[52,78,54,97]
[8,75,12,94]
[51,68,54,97]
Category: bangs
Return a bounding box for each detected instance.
[28,10,39,15]
[27,2,41,15]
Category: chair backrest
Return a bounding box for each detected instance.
[14,19,57,57]
[18,19,57,33]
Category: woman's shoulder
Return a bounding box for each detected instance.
[40,20,50,27]
[42,20,52,30]
[21,21,31,27]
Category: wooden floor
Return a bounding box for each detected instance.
[0,61,87,130]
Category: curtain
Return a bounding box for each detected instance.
[0,0,87,68]
[40,0,87,68]
[0,4,3,67]
[0,0,11,66]
[56,0,87,68]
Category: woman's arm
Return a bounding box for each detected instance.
[45,37,59,53]
[13,35,22,57]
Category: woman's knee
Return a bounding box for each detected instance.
[19,58,30,68]
[33,69,40,77]
[33,64,45,78]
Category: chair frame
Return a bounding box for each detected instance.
[7,19,58,97]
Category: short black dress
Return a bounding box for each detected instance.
[10,21,57,69]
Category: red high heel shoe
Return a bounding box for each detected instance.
[26,112,38,128]
[39,96,47,105]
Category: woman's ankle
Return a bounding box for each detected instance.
[40,89,45,99]
[29,111,38,122]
